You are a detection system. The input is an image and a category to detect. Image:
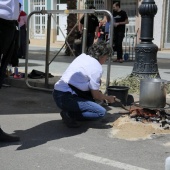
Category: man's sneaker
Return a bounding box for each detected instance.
[0,128,20,142]
[60,111,81,128]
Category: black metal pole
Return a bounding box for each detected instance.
[132,0,160,78]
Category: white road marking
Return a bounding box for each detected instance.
[75,152,148,170]
[49,147,149,170]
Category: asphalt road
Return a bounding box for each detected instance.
[1,49,170,170]
[1,87,170,170]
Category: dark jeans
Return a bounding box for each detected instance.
[0,18,16,88]
[113,32,125,60]
[53,90,106,120]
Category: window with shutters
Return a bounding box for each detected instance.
[30,0,46,39]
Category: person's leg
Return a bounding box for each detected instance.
[0,20,16,88]
[116,32,125,61]
[74,43,82,57]
[17,31,22,58]
[113,33,118,61]
[0,20,20,142]
[87,33,95,51]
[20,28,26,59]
[53,90,106,120]
[9,29,20,67]
[53,90,80,127]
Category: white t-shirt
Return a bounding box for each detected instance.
[54,53,103,93]
[0,0,19,20]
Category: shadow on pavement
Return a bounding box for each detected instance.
[0,110,122,150]
[0,87,57,115]
[0,86,125,150]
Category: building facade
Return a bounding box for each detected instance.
[22,0,170,51]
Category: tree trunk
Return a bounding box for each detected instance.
[65,0,77,56]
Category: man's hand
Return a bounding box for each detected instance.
[114,22,119,27]
[91,90,116,103]
[106,95,116,104]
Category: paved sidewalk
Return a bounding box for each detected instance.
[5,47,170,90]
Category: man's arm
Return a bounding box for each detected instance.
[117,18,129,25]
[91,90,116,103]
[79,23,83,34]
[79,16,84,34]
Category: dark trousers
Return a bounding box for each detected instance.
[113,32,125,60]
[79,32,95,54]
[74,43,82,57]
[0,18,16,88]
[10,29,19,67]
[53,90,106,120]
[87,33,95,51]
[18,25,26,58]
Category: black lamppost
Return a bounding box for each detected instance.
[132,0,160,78]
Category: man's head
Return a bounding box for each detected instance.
[113,2,120,12]
[88,5,95,9]
[87,41,112,64]
[87,5,95,16]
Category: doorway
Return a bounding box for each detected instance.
[56,1,67,41]
[30,0,46,39]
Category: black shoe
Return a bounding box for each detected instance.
[0,128,20,142]
[60,111,81,128]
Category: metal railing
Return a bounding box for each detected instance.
[25,9,114,92]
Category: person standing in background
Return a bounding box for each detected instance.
[79,5,99,52]
[98,20,106,42]
[105,15,111,42]
[0,0,20,142]
[17,2,27,59]
[112,2,129,63]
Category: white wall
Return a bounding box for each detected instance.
[153,0,163,48]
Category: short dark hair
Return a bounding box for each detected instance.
[113,2,120,8]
